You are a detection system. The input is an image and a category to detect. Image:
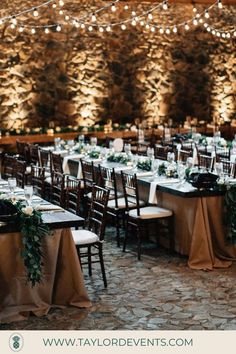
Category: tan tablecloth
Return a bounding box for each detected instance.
[0,228,91,323]
[156,192,236,270]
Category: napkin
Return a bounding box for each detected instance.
[36,204,64,211]
[136,171,154,177]
[156,178,180,185]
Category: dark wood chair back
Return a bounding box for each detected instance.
[50,152,63,173]
[51,171,65,206]
[65,175,82,215]
[121,172,141,215]
[30,165,46,198]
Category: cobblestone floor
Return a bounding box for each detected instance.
[1,227,236,330]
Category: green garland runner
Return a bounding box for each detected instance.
[0,198,50,287]
[224,184,236,244]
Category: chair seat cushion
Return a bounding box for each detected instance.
[72,229,99,245]
[108,197,145,210]
[129,206,173,219]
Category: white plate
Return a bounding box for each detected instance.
[113,138,124,152]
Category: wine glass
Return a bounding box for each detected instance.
[24,185,33,205]
[147,147,154,160]
[167,152,175,163]
[151,159,159,176]
[215,162,223,177]
[177,163,186,185]
[8,178,17,195]
[90,137,97,147]
[67,139,75,154]
[124,143,131,155]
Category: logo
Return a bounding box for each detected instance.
[9,333,24,352]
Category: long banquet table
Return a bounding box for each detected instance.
[65,155,236,271]
[0,187,91,324]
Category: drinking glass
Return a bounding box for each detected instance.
[147,147,154,160]
[90,137,97,147]
[78,135,85,144]
[167,152,175,163]
[54,137,61,151]
[24,185,33,205]
[124,143,131,155]
[215,162,223,177]
[67,139,75,154]
[177,163,186,185]
[8,178,17,195]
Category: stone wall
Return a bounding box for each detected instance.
[0,1,235,129]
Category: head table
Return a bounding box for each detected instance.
[0,183,91,324]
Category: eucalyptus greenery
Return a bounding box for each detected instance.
[224,184,236,244]
[158,163,167,176]
[137,159,152,171]
[107,153,131,165]
[0,197,50,287]
[88,150,100,159]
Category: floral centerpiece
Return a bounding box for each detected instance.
[0,196,50,287]
[137,159,152,172]
[107,153,132,165]
[88,150,100,159]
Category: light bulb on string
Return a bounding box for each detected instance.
[165,28,171,34]
[45,28,50,34]
[151,27,155,32]
[80,23,85,29]
[111,3,116,12]
[148,13,153,20]
[12,17,17,25]
[121,24,126,30]
[145,24,150,30]
[196,13,200,18]
[212,30,216,35]
[59,10,64,15]
[131,20,137,26]
[173,26,178,33]
[226,32,231,38]
[65,15,70,21]
[10,23,15,29]
[207,27,211,32]
[52,4,57,9]
[218,0,223,9]
[19,26,24,32]
[56,25,61,32]
[59,0,64,6]
[0,19,3,25]
[184,23,190,31]
[140,21,145,26]
[204,23,208,28]
[33,8,39,17]
[163,1,168,11]
[193,7,197,13]
[88,26,93,31]
[193,19,198,26]
[199,18,203,24]
[124,5,129,11]
[204,11,210,19]
[99,27,104,33]
[131,11,136,16]
[234,31,236,37]
[216,32,221,37]
[159,27,164,34]
[74,21,80,28]
[106,26,111,32]
[91,14,96,22]
[221,33,226,38]
[31,28,36,34]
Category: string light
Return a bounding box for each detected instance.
[31,28,36,34]
[59,0,64,6]
[162,1,168,11]
[33,8,39,17]
[88,25,93,31]
[91,14,97,22]
[99,27,104,32]
[106,25,111,32]
[131,20,137,26]
[111,3,117,12]
[218,0,223,9]
[19,26,24,32]
[56,25,61,31]
[59,10,64,15]
[184,23,190,31]
[45,28,50,34]
[140,21,145,26]
[148,13,153,20]
[165,28,171,34]
[173,26,178,33]
[151,26,155,32]
[193,19,198,26]
[121,24,126,30]
[204,10,210,19]
[159,27,164,34]
[193,7,197,13]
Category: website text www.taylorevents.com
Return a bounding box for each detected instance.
[42,336,193,348]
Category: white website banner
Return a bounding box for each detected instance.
[0,330,235,354]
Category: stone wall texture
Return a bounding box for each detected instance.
[0,1,235,129]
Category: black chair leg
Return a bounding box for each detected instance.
[123,220,129,252]
[168,215,175,253]
[99,245,107,288]
[137,223,142,261]
[88,246,92,276]
[115,214,120,247]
